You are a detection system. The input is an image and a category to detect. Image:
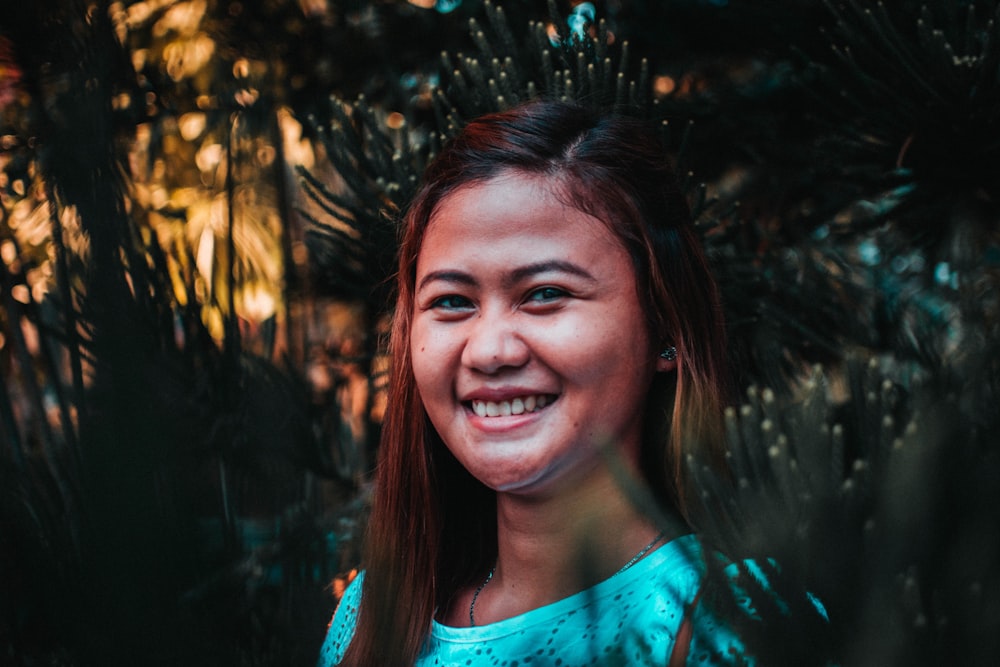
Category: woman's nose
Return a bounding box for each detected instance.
[460,310,530,374]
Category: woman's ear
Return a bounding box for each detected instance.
[656,347,677,373]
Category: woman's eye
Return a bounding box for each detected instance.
[430,294,473,310]
[526,287,567,303]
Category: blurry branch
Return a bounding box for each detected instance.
[437,0,651,126]
[299,97,425,310]
[0,1,342,663]
[803,0,1000,247]
[689,346,1000,665]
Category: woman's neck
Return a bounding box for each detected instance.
[474,465,667,624]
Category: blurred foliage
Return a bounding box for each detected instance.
[0,0,998,665]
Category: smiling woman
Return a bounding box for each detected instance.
[318,100,738,666]
[412,172,659,498]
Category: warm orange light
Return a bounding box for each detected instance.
[256,145,276,167]
[233,58,250,79]
[28,267,49,302]
[195,143,223,173]
[131,48,148,72]
[279,107,315,168]
[11,284,29,304]
[163,34,215,81]
[546,22,559,43]
[239,283,277,323]
[386,111,405,130]
[653,75,676,97]
[299,0,329,16]
[1,240,16,264]
[178,112,206,140]
[153,0,206,37]
[234,87,259,106]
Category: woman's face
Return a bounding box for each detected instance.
[410,171,665,498]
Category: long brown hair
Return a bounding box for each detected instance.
[341,100,730,665]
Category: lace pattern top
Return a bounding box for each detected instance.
[317,533,773,666]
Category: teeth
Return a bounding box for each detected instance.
[471,395,554,418]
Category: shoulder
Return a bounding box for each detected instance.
[317,571,365,667]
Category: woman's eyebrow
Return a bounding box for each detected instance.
[505,260,596,287]
[416,270,476,292]
[416,261,596,292]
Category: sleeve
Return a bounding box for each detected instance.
[317,570,365,667]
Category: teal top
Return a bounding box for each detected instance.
[317,534,771,666]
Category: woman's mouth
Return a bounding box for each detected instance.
[469,394,557,418]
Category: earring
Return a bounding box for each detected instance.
[659,347,677,361]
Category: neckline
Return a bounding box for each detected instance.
[432,533,702,640]
[469,530,667,627]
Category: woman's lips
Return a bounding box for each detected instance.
[468,394,557,417]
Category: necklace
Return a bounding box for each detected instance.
[614,530,666,576]
[468,564,494,627]
[468,531,666,627]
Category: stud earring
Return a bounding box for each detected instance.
[659,347,677,361]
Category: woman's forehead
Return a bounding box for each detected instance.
[423,174,610,244]
[426,170,622,236]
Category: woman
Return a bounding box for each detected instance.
[319,100,735,666]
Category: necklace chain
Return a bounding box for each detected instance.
[468,531,666,627]
[468,565,494,627]
[614,530,666,576]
